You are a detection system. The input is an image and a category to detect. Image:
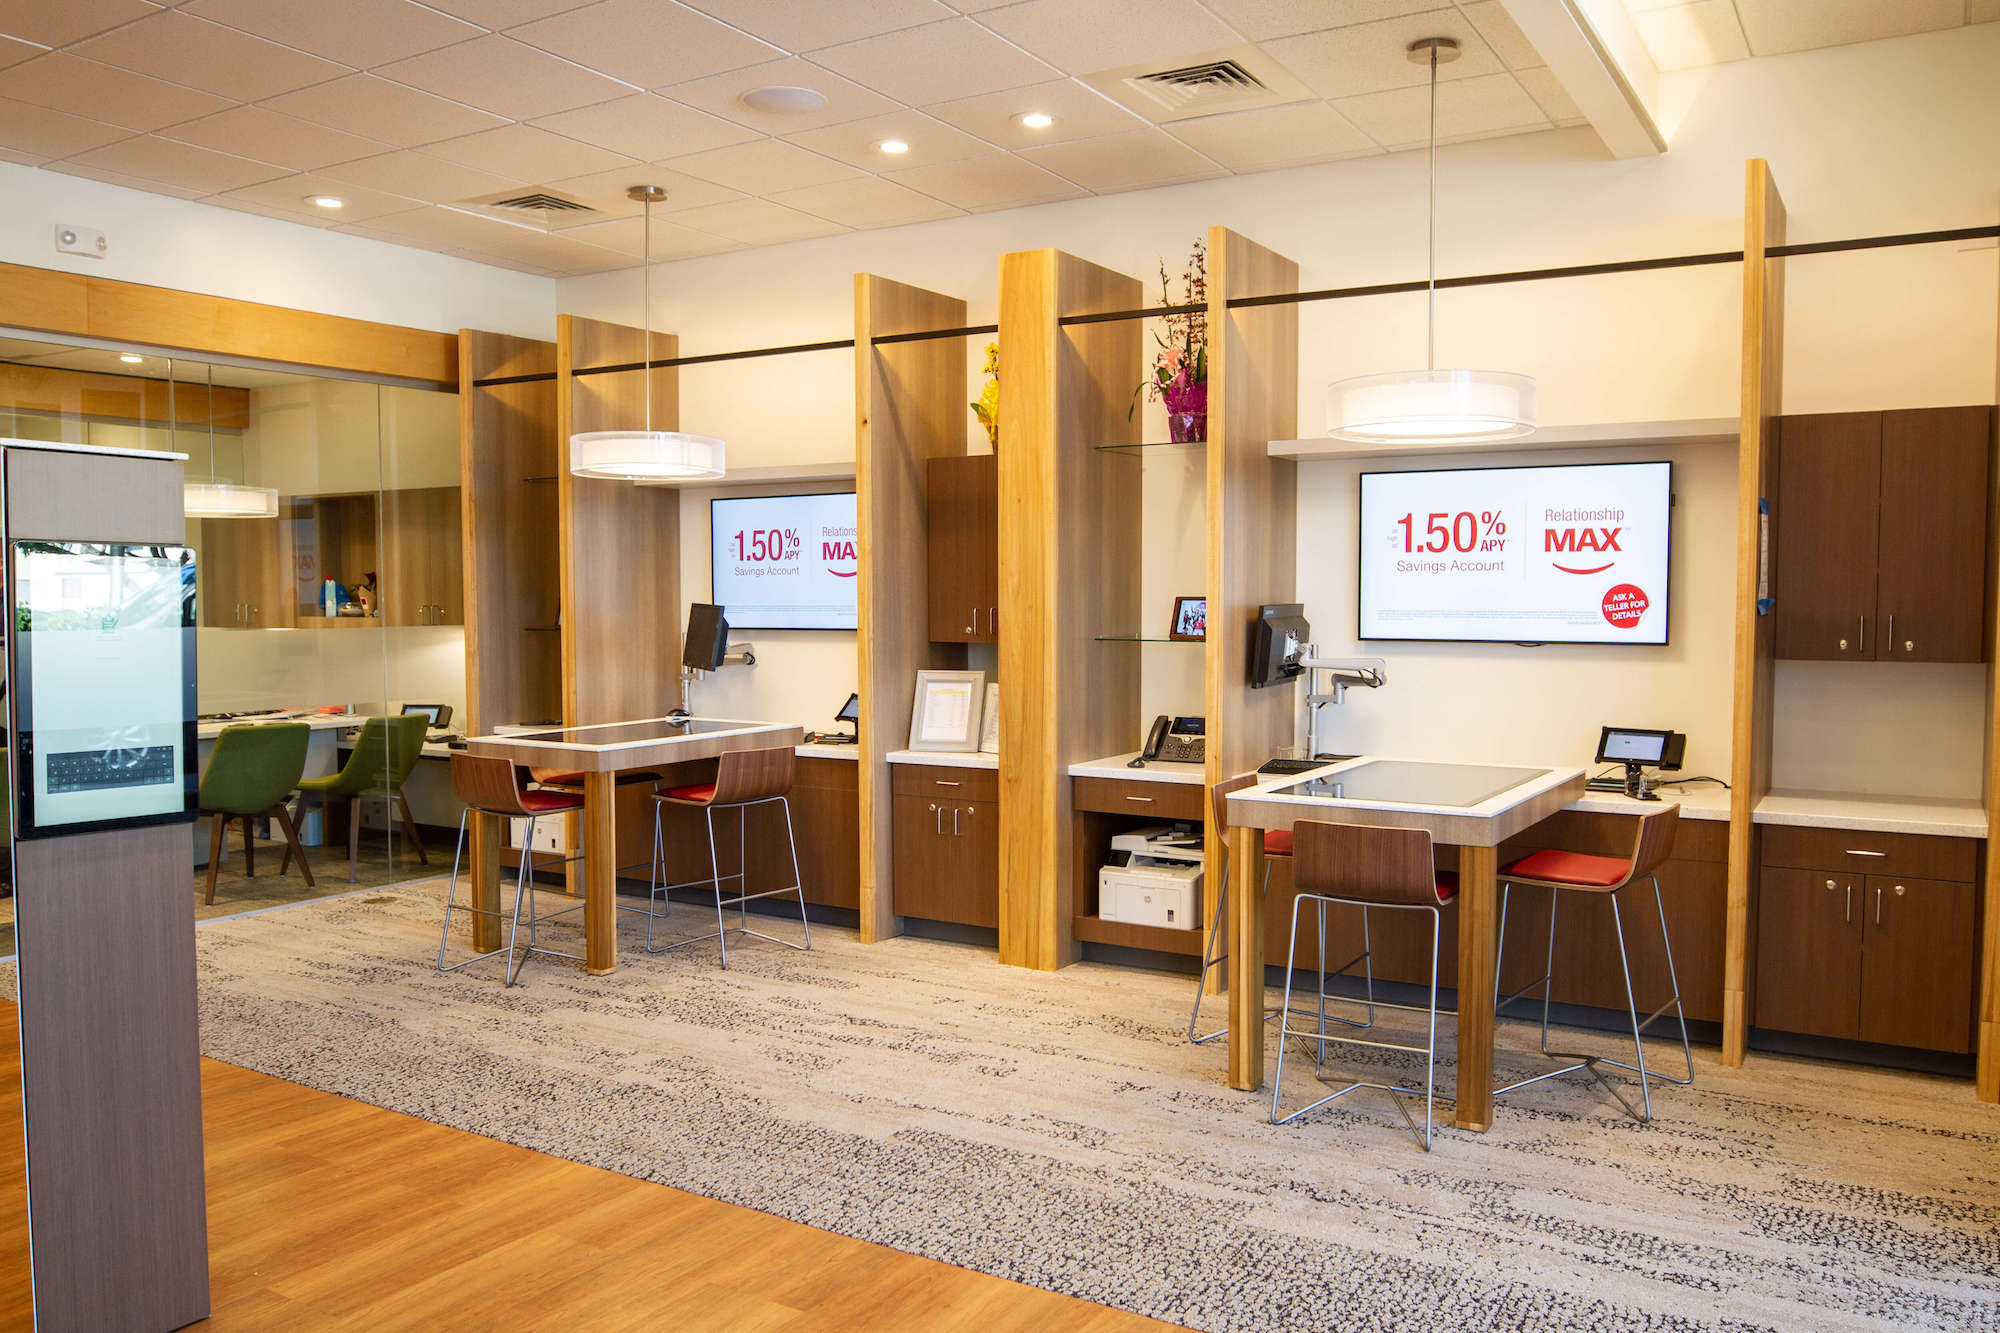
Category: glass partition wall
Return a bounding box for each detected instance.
[0,333,463,950]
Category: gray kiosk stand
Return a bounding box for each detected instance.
[5,441,209,1331]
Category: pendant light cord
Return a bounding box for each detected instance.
[641,192,652,434]
[1427,43,1438,373]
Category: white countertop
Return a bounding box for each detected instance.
[887,749,999,770]
[1232,756,1586,820]
[796,743,860,761]
[198,713,361,740]
[1754,788,1986,838]
[1068,753,1206,785]
[1568,782,1733,822]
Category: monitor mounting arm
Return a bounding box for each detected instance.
[1301,653,1387,758]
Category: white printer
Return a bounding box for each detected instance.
[1099,825,1204,930]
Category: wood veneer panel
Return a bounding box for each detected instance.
[997,250,1141,971]
[0,362,248,428]
[1878,406,1990,663]
[1725,158,1785,1068]
[1772,412,1878,661]
[556,315,681,727]
[854,275,969,945]
[1981,222,2000,1101]
[1203,228,1298,1009]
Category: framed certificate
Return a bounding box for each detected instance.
[979,682,1000,754]
[909,670,984,753]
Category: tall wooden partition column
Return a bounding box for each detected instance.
[1982,218,2000,1104]
[997,250,1142,969]
[1724,159,1786,1068]
[854,275,969,944]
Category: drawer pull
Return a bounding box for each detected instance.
[1843,849,1886,857]
[934,780,962,787]
[1126,796,1155,804]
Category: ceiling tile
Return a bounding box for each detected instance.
[554,214,744,259]
[317,148,526,201]
[1515,65,1583,123]
[41,158,208,198]
[1459,1,1544,69]
[340,203,559,250]
[680,0,951,49]
[975,0,1241,75]
[1634,0,1749,70]
[424,122,637,180]
[531,94,758,162]
[1166,100,1376,171]
[666,197,847,246]
[921,79,1146,148]
[536,164,743,216]
[179,0,482,69]
[2,53,232,131]
[70,10,349,102]
[67,134,287,193]
[0,34,40,68]
[1971,0,2000,23]
[0,97,130,158]
[0,0,159,48]
[1189,0,1438,42]
[810,18,1058,105]
[771,175,963,228]
[376,35,634,121]
[665,137,861,193]
[1264,9,1504,100]
[1731,0,1963,56]
[885,153,1087,210]
[205,195,338,227]
[783,110,997,171]
[1018,127,1222,192]
[411,0,597,25]
[1333,70,1548,148]
[161,106,389,172]
[216,171,422,222]
[0,146,43,165]
[261,74,509,147]
[661,56,902,134]
[508,0,779,90]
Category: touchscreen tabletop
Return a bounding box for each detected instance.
[509,718,762,746]
[1276,760,1550,809]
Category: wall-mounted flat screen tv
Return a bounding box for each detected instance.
[1358,460,1671,645]
[710,492,858,631]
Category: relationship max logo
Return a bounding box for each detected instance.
[1543,506,1626,575]
[821,530,858,578]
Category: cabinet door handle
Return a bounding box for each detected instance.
[930,802,941,835]
[1843,849,1886,858]
[952,806,962,836]
[1874,885,1881,925]
[1844,882,1851,923]
[1126,795,1155,804]
[934,780,962,788]
[966,608,977,635]
[1886,613,1894,653]
[988,607,996,635]
[1858,614,1866,654]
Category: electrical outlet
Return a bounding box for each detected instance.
[54,224,107,258]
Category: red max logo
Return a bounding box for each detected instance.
[823,538,858,577]
[1545,526,1622,575]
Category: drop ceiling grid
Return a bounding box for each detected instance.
[0,0,1981,275]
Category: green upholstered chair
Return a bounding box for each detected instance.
[288,713,431,883]
[199,722,314,905]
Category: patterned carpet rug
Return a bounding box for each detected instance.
[187,877,2000,1333]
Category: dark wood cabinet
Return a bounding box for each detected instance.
[1775,406,1991,663]
[1754,836,1977,1052]
[382,485,464,627]
[641,756,859,911]
[891,764,998,927]
[926,454,997,643]
[200,514,293,628]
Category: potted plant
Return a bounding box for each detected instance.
[1132,238,1207,443]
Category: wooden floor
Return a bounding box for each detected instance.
[0,1008,1170,1331]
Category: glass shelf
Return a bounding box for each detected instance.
[524,625,560,632]
[1094,634,1203,643]
[1094,438,1206,454]
[523,475,557,482]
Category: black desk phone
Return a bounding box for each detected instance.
[1132,715,1205,768]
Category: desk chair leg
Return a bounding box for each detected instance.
[645,804,668,953]
[241,813,256,879]
[204,816,225,905]
[708,808,729,969]
[274,806,314,888]
[347,796,362,883]
[779,797,811,951]
[438,810,470,972]
[1189,859,1283,1045]
[504,815,535,986]
[398,793,429,866]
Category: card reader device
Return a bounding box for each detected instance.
[1587,726,1686,801]
[1098,825,1204,930]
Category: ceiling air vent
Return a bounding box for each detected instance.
[1082,44,1315,124]
[484,192,595,214]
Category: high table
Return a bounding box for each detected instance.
[462,717,805,974]
[1226,757,1585,1131]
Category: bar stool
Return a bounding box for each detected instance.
[435,753,587,987]
[1188,773,1314,1043]
[1492,804,1693,1123]
[627,745,809,968]
[1272,820,1458,1151]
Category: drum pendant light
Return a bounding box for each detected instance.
[182,360,279,517]
[1326,38,1536,444]
[569,185,726,482]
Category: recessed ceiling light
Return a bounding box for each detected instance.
[307,195,344,209]
[740,85,828,114]
[876,139,910,155]
[119,354,144,364]
[1017,111,1055,129]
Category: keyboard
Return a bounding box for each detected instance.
[46,746,177,793]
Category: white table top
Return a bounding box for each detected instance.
[795,743,860,761]
[197,713,359,740]
[887,749,998,771]
[1755,788,1986,838]
[1232,756,1585,820]
[1068,753,1206,785]
[1569,782,1733,821]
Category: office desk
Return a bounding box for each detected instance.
[463,717,804,973]
[1226,758,1585,1132]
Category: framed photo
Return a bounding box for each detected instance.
[1169,595,1207,642]
[979,682,1000,754]
[909,670,985,752]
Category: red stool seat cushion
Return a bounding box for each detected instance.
[1264,829,1294,856]
[1433,870,1459,904]
[518,789,584,814]
[1503,848,1631,888]
[532,769,660,788]
[658,782,717,805]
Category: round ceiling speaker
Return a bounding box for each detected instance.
[740,85,829,114]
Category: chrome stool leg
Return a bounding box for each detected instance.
[1189,858,1320,1045]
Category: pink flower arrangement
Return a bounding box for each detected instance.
[1132,237,1208,442]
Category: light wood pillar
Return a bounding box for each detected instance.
[854,275,969,944]
[1724,158,1785,1067]
[1980,205,2000,1104]
[1203,228,1299,1005]
[997,250,1141,970]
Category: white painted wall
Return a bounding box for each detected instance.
[551,25,1998,785]
[0,161,554,341]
